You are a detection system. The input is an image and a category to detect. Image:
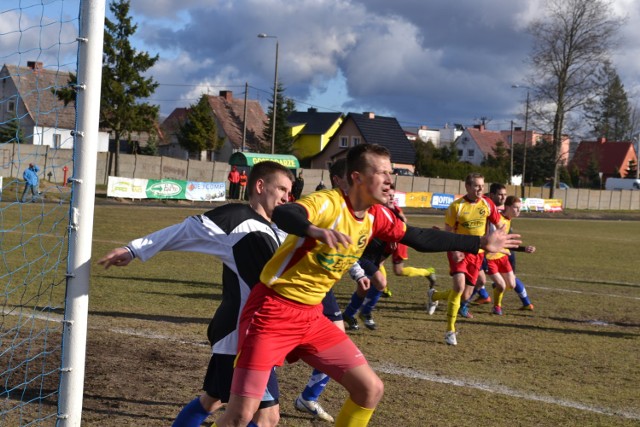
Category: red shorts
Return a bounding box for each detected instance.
[392,243,408,264]
[233,283,367,398]
[486,256,512,275]
[447,252,484,285]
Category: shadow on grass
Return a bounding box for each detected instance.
[99,274,217,288]
[89,310,210,325]
[140,291,222,301]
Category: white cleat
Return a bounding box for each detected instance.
[294,395,335,422]
[444,331,458,346]
[427,288,439,315]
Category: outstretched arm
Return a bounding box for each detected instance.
[97,246,134,269]
[272,203,352,249]
[400,224,521,254]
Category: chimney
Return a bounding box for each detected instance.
[420,125,428,130]
[219,90,233,101]
[473,124,485,131]
[27,61,43,73]
[307,107,318,113]
[514,127,522,131]
[598,137,606,144]
[363,112,375,119]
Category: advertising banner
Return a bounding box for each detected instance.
[107,176,148,199]
[404,192,433,208]
[186,181,226,201]
[107,176,226,201]
[431,193,456,209]
[146,179,187,200]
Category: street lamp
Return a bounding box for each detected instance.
[258,33,278,154]
[512,84,531,197]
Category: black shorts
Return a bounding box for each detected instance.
[202,353,279,408]
[359,257,381,277]
[322,289,343,321]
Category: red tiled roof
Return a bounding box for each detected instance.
[2,63,76,129]
[206,93,267,151]
[570,140,636,176]
[466,127,505,156]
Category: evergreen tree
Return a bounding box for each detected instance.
[102,0,159,175]
[263,82,294,154]
[585,60,632,141]
[0,119,24,144]
[177,95,223,158]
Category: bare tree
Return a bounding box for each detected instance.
[527,0,623,196]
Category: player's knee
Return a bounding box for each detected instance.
[254,405,279,427]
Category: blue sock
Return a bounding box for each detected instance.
[247,422,259,427]
[477,286,490,299]
[173,397,211,427]
[301,369,331,401]
[514,277,531,306]
[360,288,383,315]
[343,292,364,317]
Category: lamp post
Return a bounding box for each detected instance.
[258,33,278,154]
[512,85,531,197]
[509,120,515,184]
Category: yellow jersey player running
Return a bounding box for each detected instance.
[427,172,504,346]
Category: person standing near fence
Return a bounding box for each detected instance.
[228,165,240,199]
[21,163,40,203]
[239,170,248,200]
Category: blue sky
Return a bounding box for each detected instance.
[2,0,640,132]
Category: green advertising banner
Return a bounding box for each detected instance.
[145,179,187,199]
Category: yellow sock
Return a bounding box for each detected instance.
[432,288,450,302]
[400,266,434,277]
[446,291,462,332]
[493,287,504,307]
[335,397,375,427]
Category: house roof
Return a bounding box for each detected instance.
[159,108,188,146]
[465,127,505,156]
[348,112,416,164]
[570,139,636,175]
[287,109,343,135]
[2,63,76,129]
[206,92,267,151]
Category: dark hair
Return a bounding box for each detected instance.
[465,172,484,186]
[329,158,347,189]
[346,144,390,185]
[489,183,506,194]
[504,195,521,206]
[246,161,294,198]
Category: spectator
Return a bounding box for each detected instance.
[292,170,304,200]
[239,170,248,200]
[315,180,326,191]
[228,166,240,199]
[21,163,40,203]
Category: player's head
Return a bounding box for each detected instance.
[385,183,396,209]
[247,161,294,218]
[346,144,393,205]
[329,158,348,191]
[504,195,522,218]
[464,173,485,200]
[488,183,507,207]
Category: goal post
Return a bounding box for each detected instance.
[57,0,106,425]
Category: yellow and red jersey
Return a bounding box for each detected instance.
[260,189,407,305]
[445,195,503,252]
[485,213,512,260]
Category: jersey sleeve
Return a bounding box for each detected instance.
[444,202,458,229]
[370,204,407,242]
[128,215,234,262]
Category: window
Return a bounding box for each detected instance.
[457,149,463,157]
[7,100,15,112]
[53,134,61,149]
[339,136,348,148]
[467,149,475,157]
[351,136,361,146]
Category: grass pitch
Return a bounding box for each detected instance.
[7,203,640,426]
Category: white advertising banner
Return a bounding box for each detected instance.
[107,176,148,199]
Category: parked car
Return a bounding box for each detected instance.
[542,181,571,189]
[604,178,640,190]
[393,168,414,176]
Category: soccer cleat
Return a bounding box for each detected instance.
[382,287,392,298]
[473,296,492,305]
[444,331,457,346]
[519,303,534,311]
[359,312,377,330]
[458,305,474,319]
[343,314,359,331]
[295,395,335,422]
[492,305,503,315]
[427,288,439,315]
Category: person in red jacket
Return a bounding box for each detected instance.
[239,170,248,200]
[228,166,240,199]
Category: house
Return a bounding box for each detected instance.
[287,108,343,161]
[308,112,416,170]
[0,61,109,151]
[569,137,638,182]
[160,90,267,162]
[404,124,464,148]
[456,124,571,166]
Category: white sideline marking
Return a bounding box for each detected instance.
[527,284,640,300]
[374,362,640,421]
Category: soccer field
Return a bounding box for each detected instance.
[69,205,640,425]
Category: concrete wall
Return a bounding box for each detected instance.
[2,143,639,209]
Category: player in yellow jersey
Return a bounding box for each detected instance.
[214,145,520,427]
[485,196,536,315]
[427,173,504,346]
